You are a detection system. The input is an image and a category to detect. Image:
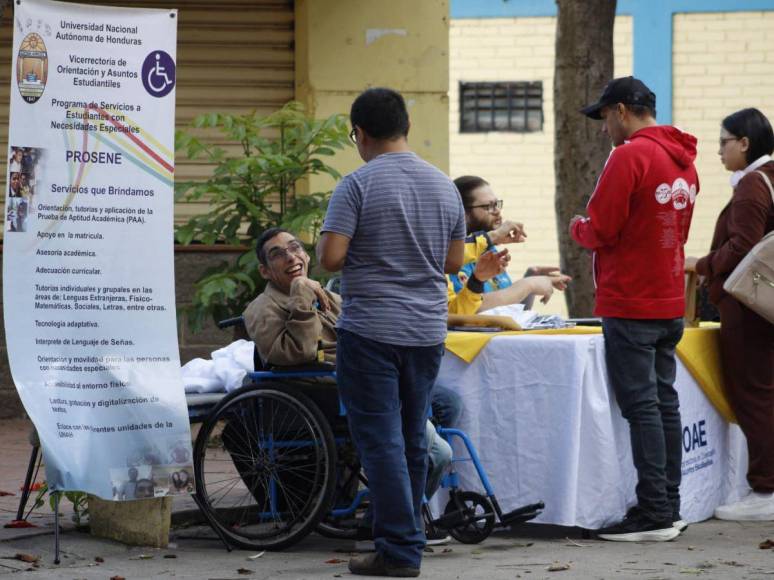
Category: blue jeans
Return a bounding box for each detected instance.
[431,385,463,427]
[602,317,684,522]
[337,329,444,568]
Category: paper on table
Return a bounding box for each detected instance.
[481,304,573,330]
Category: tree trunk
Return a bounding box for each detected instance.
[554,0,616,317]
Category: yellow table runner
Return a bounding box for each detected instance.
[444,323,735,423]
[676,325,735,423]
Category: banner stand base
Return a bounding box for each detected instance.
[88,495,172,548]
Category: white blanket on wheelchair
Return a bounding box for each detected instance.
[180,339,255,394]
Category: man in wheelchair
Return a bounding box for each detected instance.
[243,227,454,543]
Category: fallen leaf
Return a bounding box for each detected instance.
[20,483,43,492]
[547,563,571,572]
[325,559,346,564]
[14,553,39,563]
[3,520,37,529]
[423,547,434,553]
[110,576,125,580]
[95,556,104,563]
[442,548,453,553]
[0,490,14,496]
[163,554,177,559]
[679,568,703,574]
[247,552,265,560]
[760,539,774,550]
[686,546,696,551]
[237,568,252,575]
[130,554,154,560]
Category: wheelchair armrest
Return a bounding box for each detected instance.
[217,316,245,330]
[266,361,336,373]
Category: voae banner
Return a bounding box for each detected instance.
[3,0,193,501]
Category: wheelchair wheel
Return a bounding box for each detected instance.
[443,491,495,544]
[316,443,369,539]
[194,385,337,551]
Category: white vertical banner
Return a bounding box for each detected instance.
[3,0,193,500]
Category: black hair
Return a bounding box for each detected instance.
[722,108,774,165]
[350,88,410,140]
[255,227,290,265]
[625,104,657,120]
[453,175,489,208]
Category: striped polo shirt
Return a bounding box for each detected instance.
[322,151,465,346]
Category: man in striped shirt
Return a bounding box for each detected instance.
[318,88,465,577]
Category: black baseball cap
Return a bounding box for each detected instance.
[580,76,656,119]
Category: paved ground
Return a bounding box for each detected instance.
[2,417,773,579]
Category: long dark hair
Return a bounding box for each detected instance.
[722,108,774,166]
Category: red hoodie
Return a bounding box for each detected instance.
[571,125,699,319]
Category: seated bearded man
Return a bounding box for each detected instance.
[243,227,453,543]
[450,175,572,311]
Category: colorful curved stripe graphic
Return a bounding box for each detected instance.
[56,104,174,210]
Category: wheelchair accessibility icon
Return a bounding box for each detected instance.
[141,50,176,98]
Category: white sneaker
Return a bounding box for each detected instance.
[425,533,451,547]
[714,491,774,521]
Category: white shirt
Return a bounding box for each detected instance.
[730,154,772,188]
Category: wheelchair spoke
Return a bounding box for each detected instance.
[207,473,245,508]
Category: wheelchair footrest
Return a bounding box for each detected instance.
[499,501,545,526]
[431,507,494,530]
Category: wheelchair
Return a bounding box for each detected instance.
[189,317,544,551]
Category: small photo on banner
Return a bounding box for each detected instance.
[6,197,29,233]
[7,146,44,199]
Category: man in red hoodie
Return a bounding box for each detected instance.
[570,77,699,542]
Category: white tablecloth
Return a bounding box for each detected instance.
[435,333,749,528]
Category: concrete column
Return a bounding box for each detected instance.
[295,0,450,196]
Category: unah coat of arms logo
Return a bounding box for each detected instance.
[17,32,48,104]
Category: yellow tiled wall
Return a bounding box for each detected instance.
[449,16,633,314]
[673,11,774,259]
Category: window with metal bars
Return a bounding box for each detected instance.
[459,81,543,133]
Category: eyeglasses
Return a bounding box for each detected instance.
[349,128,357,144]
[466,199,503,213]
[719,137,739,147]
[266,240,305,262]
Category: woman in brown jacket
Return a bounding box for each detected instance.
[687,107,774,521]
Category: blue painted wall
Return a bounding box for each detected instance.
[450,0,774,124]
